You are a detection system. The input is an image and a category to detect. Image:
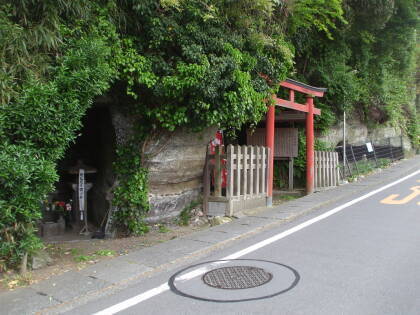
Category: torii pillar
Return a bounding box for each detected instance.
[266,104,275,207]
[306,96,315,194]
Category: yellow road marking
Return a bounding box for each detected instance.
[380,185,420,205]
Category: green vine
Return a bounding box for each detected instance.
[112,135,150,235]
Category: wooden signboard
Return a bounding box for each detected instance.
[246,128,298,158]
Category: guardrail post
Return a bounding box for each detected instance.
[389,138,394,161]
[345,148,352,177]
[350,145,359,175]
[371,140,379,167]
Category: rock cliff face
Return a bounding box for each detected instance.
[101,100,215,223]
[144,127,217,222]
[317,118,412,151]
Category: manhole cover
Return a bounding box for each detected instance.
[202,266,272,289]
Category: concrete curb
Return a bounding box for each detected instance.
[1,155,419,315]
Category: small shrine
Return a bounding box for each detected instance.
[39,105,116,240]
[247,78,326,204]
[39,160,97,238]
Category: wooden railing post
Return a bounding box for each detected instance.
[202,146,210,215]
[249,146,254,196]
[236,144,242,197]
[227,145,233,198]
[262,146,266,195]
[314,150,342,189]
[256,146,260,195]
[316,151,319,188]
[315,151,318,189]
[334,152,339,186]
[242,146,248,198]
[214,145,222,197]
[327,151,331,187]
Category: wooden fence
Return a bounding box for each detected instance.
[314,151,340,189]
[203,144,270,216]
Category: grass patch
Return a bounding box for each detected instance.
[377,158,391,168]
[1,273,33,290]
[356,160,376,174]
[347,158,391,181]
[158,224,170,233]
[178,201,200,226]
[94,250,116,257]
[70,248,82,256]
[74,255,95,263]
[277,195,298,201]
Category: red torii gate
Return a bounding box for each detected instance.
[266,79,326,206]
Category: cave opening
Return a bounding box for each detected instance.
[42,104,116,239]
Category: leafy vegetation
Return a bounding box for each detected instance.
[178,201,200,226]
[158,224,171,233]
[0,0,417,271]
[94,249,116,257]
[74,255,95,263]
[0,1,118,271]
[293,0,418,137]
[346,158,392,182]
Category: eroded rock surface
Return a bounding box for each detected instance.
[317,118,412,151]
[144,127,217,222]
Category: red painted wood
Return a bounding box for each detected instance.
[289,90,295,102]
[274,97,321,115]
[266,104,275,198]
[306,97,314,194]
[280,81,325,97]
[258,76,326,196]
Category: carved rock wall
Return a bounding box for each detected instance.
[317,118,412,151]
[145,127,217,222]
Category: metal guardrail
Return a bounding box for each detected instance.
[335,136,404,178]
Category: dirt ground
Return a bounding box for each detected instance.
[0,217,210,293]
[0,194,299,293]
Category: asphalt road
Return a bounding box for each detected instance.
[70,172,420,315]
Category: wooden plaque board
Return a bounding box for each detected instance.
[246,128,298,158]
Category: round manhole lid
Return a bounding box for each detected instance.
[202,266,272,290]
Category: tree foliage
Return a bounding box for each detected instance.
[114,0,294,132]
[292,0,418,136]
[0,1,118,270]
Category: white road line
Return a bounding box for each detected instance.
[93,170,420,315]
[93,283,169,315]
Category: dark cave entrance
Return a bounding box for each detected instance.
[46,105,116,238]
